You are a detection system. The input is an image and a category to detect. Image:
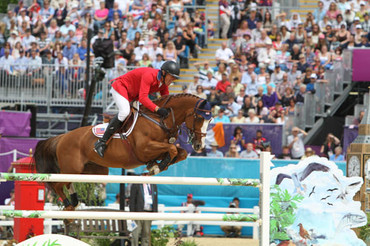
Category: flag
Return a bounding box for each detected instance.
[205,123,225,148]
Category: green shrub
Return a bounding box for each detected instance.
[359,212,370,243]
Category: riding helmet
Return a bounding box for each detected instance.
[161,61,180,79]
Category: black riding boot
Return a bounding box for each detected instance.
[94,115,123,157]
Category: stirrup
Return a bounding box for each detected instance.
[94,140,107,157]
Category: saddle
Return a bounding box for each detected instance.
[92,102,140,139]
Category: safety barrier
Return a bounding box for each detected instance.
[0,152,272,245]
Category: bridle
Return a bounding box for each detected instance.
[185,99,211,144]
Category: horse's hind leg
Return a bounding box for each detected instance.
[50,182,75,211]
[67,184,79,207]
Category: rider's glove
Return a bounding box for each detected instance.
[157,108,169,118]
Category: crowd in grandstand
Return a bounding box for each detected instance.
[0,0,365,159]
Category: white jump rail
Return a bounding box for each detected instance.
[0,152,273,246]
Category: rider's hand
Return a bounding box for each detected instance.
[157,108,169,118]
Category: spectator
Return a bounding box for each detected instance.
[287,127,307,159]
[295,84,306,103]
[230,126,246,152]
[231,109,246,123]
[227,33,241,55]
[108,2,123,22]
[151,53,165,69]
[2,10,15,30]
[194,85,207,99]
[207,87,221,106]
[14,49,28,75]
[17,8,30,29]
[301,147,319,160]
[215,42,234,64]
[257,39,276,69]
[207,142,224,157]
[262,86,278,108]
[0,49,14,74]
[213,108,230,123]
[163,41,177,61]
[60,17,76,37]
[253,130,267,153]
[220,201,242,237]
[277,146,292,159]
[134,40,149,61]
[129,173,158,246]
[28,49,42,73]
[39,0,55,25]
[53,2,67,26]
[306,73,317,93]
[4,189,15,206]
[216,73,231,93]
[62,39,77,60]
[128,21,142,41]
[8,31,22,49]
[38,32,50,57]
[240,143,258,159]
[330,146,345,161]
[148,39,163,61]
[219,0,231,39]
[320,133,341,158]
[314,1,326,23]
[337,23,351,47]
[94,0,109,32]
[42,50,54,66]
[282,89,295,109]
[225,144,240,158]
[183,23,199,58]
[245,108,260,123]
[190,148,207,156]
[201,71,218,94]
[355,34,370,47]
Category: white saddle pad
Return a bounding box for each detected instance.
[92,123,122,139]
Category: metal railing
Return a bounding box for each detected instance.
[0,63,140,113]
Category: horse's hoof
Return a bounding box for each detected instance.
[149,165,160,175]
[64,205,75,211]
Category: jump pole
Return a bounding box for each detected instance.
[0,210,259,222]
[0,152,272,245]
[0,173,260,187]
[260,151,272,246]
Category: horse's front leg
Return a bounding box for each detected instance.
[142,141,178,175]
[170,146,188,165]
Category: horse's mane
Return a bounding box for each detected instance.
[152,93,201,104]
[141,93,202,113]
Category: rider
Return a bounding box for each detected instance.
[94,61,180,157]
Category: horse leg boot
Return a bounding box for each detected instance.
[68,184,79,208]
[94,115,123,157]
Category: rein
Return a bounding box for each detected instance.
[138,108,178,143]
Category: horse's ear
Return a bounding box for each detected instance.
[198,100,212,120]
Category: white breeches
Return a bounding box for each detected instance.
[111,88,130,122]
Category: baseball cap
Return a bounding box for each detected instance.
[310,73,317,79]
[360,1,366,5]
[356,24,362,29]
[65,17,71,22]
[139,40,145,45]
[354,17,360,21]
[187,193,193,198]
[265,39,272,45]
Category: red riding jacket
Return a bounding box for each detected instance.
[111,67,169,112]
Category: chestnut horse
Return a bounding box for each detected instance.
[34,94,212,209]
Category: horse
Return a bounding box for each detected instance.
[34,94,212,210]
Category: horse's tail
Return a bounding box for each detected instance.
[34,137,60,174]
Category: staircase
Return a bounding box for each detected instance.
[169,0,223,94]
[169,38,226,94]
